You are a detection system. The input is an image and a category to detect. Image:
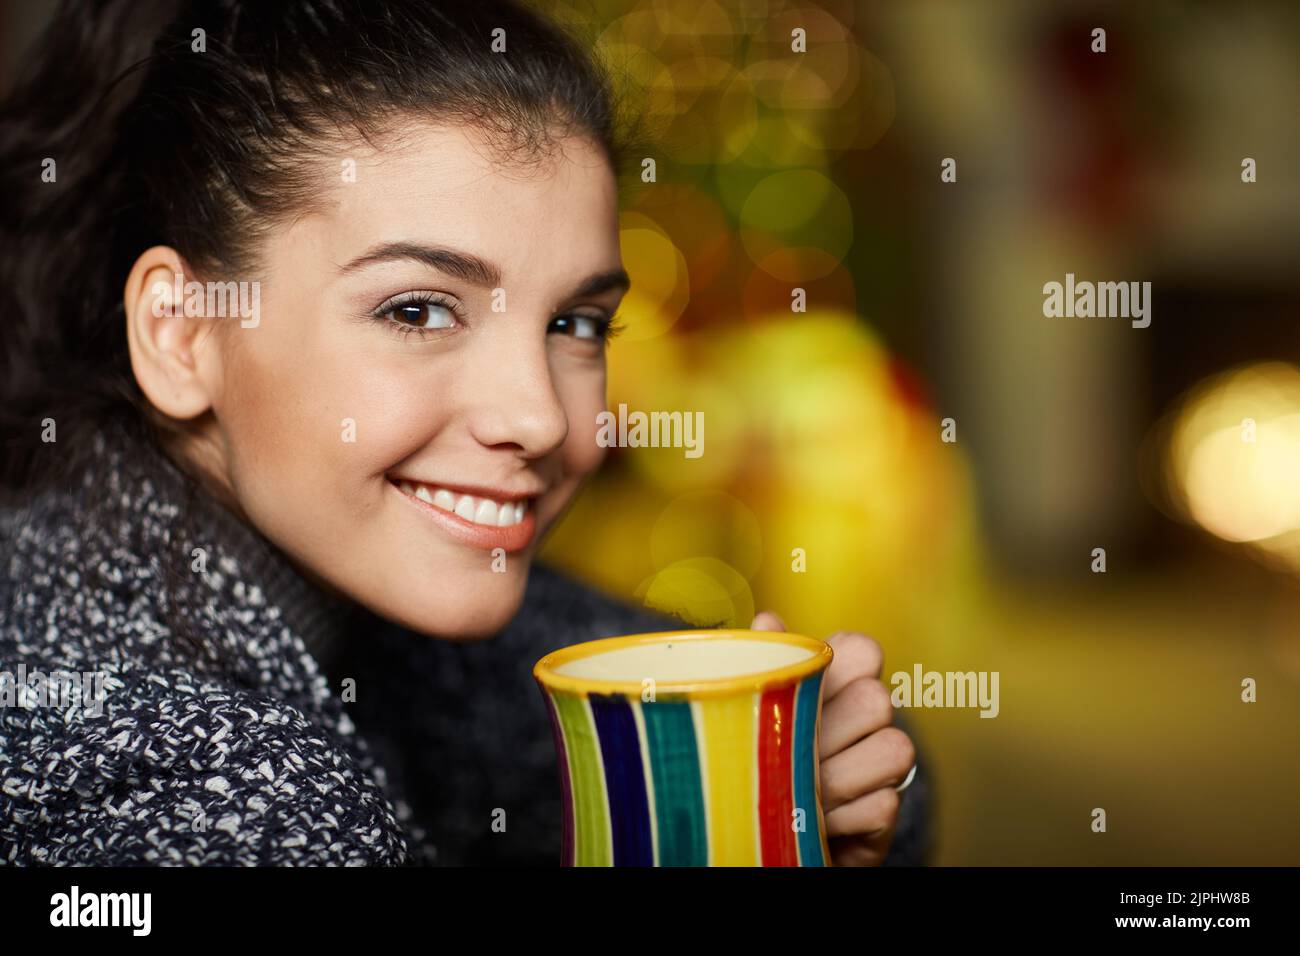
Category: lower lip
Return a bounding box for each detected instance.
[388,481,538,552]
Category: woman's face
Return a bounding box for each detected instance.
[193,123,624,638]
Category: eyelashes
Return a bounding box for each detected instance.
[369,290,623,345]
[603,316,627,341]
[547,312,625,343]
[370,291,466,340]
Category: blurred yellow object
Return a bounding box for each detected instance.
[535,0,976,677]
[616,213,691,341]
[542,309,982,653]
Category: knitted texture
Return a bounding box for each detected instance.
[0,433,410,865]
[0,431,930,866]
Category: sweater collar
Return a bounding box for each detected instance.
[100,425,355,675]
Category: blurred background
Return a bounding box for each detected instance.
[5,0,1298,864]
[535,0,1300,865]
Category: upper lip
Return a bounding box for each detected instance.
[387,475,544,503]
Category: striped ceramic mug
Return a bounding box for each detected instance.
[533,628,834,866]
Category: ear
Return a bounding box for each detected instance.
[124,246,217,420]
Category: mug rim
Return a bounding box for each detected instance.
[533,628,833,698]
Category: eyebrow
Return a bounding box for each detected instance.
[338,241,631,299]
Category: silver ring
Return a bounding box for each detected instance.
[894,763,918,794]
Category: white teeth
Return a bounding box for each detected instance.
[395,479,529,527]
[474,499,498,525]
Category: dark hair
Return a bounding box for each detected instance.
[0,0,635,494]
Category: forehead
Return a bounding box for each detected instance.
[291,122,621,285]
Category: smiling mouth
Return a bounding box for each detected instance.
[391,478,531,528]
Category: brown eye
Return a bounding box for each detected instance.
[386,301,457,329]
[549,314,608,340]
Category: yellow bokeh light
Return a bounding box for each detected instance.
[1184,415,1300,542]
[739,169,852,274]
[636,556,754,627]
[650,491,763,579]
[716,67,760,161]
[735,112,831,169]
[617,212,690,341]
[1165,363,1300,570]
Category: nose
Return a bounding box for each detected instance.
[465,332,569,458]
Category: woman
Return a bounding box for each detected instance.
[0,0,925,866]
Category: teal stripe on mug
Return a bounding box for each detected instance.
[641,699,707,866]
[793,672,826,866]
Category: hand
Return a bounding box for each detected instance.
[751,610,914,866]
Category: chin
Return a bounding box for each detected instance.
[377,568,531,640]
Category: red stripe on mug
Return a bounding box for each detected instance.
[758,684,799,866]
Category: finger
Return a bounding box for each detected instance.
[819,726,915,812]
[828,833,891,867]
[822,632,883,699]
[818,676,893,758]
[751,610,785,632]
[824,784,900,841]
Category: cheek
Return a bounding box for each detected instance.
[554,363,608,481]
[560,416,607,482]
[210,322,434,522]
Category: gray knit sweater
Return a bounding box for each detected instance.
[0,431,929,866]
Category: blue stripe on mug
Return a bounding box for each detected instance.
[793,672,826,866]
[590,693,655,866]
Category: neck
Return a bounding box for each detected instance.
[102,421,358,674]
